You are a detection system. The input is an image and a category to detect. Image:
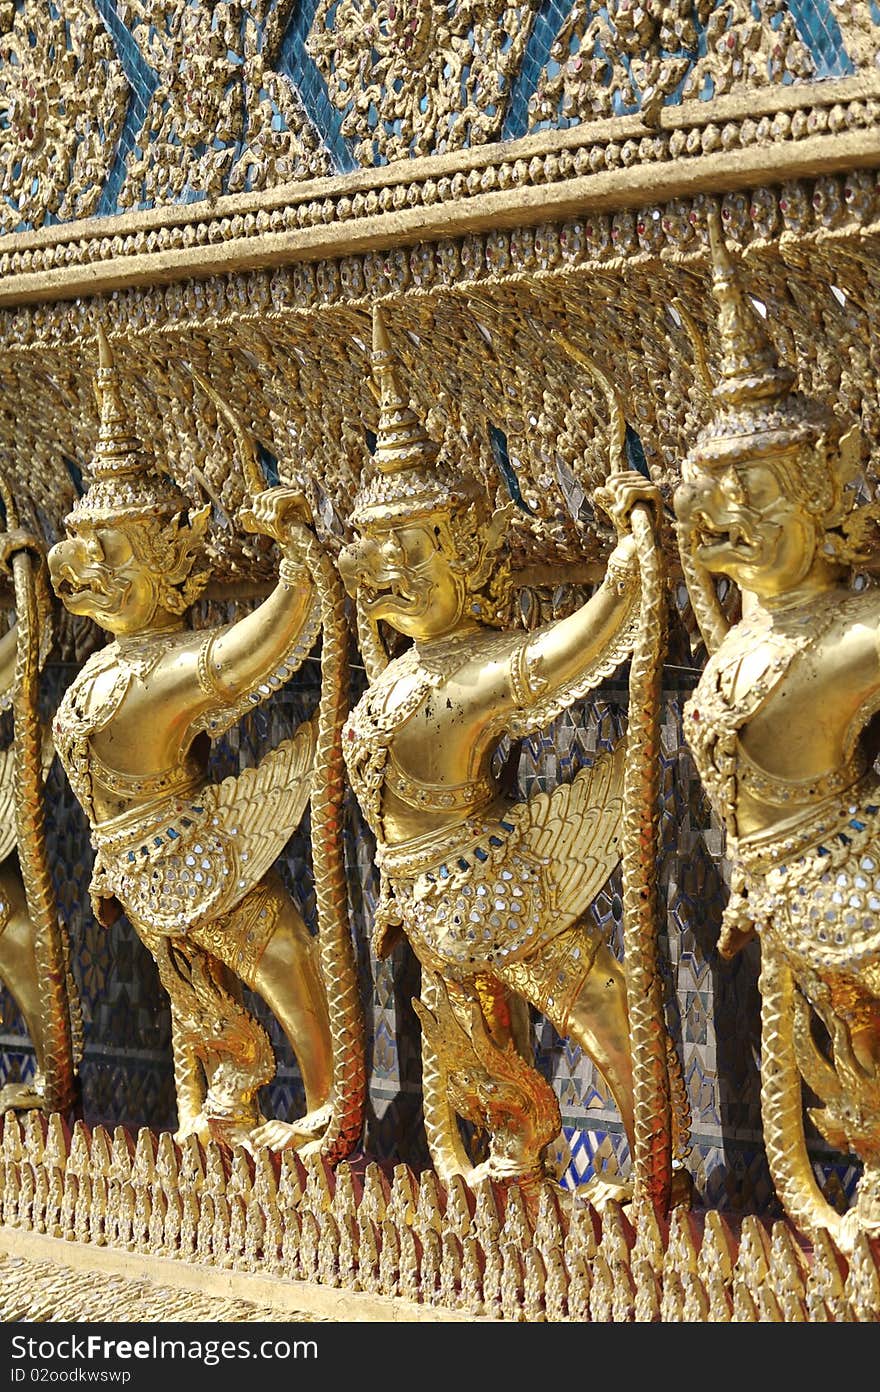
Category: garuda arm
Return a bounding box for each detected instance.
[495,474,659,739]
[172,489,322,742]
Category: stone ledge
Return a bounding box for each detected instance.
[0,1227,465,1323]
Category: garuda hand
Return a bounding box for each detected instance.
[594,471,662,535]
[239,486,314,561]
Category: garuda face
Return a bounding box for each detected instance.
[49,518,163,636]
[339,514,470,641]
[674,451,820,601]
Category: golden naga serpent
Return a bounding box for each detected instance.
[758,950,850,1248]
[191,379,365,1164]
[0,474,77,1115]
[555,334,690,1218]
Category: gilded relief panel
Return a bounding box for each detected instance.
[0,0,128,233]
[3,0,880,234]
[528,0,828,131]
[307,0,540,162]
[4,0,880,1322]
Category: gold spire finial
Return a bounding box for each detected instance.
[91,326,142,482]
[349,305,483,527]
[706,206,794,409]
[96,322,113,371]
[370,304,439,478]
[65,328,197,527]
[683,212,842,480]
[372,302,391,356]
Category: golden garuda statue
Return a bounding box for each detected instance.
[675,208,880,1250]
[339,305,685,1207]
[0,522,80,1115]
[47,328,364,1157]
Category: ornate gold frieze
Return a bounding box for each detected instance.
[1,72,879,307]
[4,2,880,1327]
[0,1,328,240]
[0,0,128,236]
[1,174,880,599]
[5,0,871,240]
[830,1,880,71]
[307,0,538,164]
[1,1110,878,1322]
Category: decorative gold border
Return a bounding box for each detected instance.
[3,172,878,360]
[2,1111,878,1323]
[3,74,880,308]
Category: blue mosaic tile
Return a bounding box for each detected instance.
[277,0,358,174]
[503,0,575,140]
[94,0,160,216]
[786,0,856,78]
[557,1123,630,1190]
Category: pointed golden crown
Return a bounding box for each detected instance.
[349,305,484,528]
[687,209,839,469]
[65,327,196,527]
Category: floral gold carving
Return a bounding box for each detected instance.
[118,1,328,210]
[308,0,538,163]
[529,0,815,129]
[0,0,128,233]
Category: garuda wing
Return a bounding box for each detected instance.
[0,726,54,864]
[518,739,625,927]
[94,718,317,936]
[207,715,317,895]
